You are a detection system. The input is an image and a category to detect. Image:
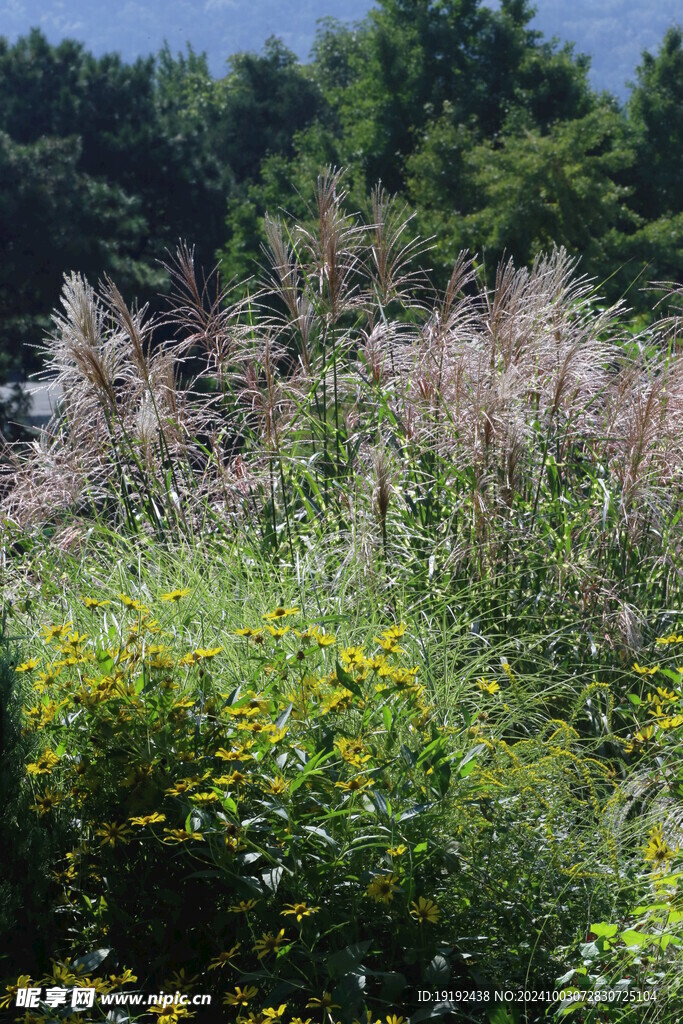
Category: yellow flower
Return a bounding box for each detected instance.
[644,825,679,872]
[335,775,374,793]
[129,812,166,826]
[82,597,110,609]
[42,622,72,642]
[252,929,288,960]
[410,897,440,925]
[374,636,403,654]
[235,627,261,637]
[295,626,336,647]
[0,976,34,1010]
[340,646,366,668]
[160,588,191,602]
[96,822,133,847]
[162,828,204,843]
[224,985,259,1007]
[386,1016,405,1024]
[208,944,241,969]
[267,726,288,744]
[191,791,219,805]
[34,663,63,689]
[148,1007,194,1022]
[264,776,288,795]
[215,743,253,761]
[16,657,40,673]
[261,1005,288,1022]
[195,646,223,659]
[265,625,290,638]
[228,899,258,913]
[366,874,400,904]
[387,844,407,857]
[655,633,683,645]
[226,704,260,718]
[26,748,60,776]
[476,678,500,695]
[633,663,659,675]
[118,594,149,612]
[179,646,223,666]
[281,902,319,923]
[323,688,355,713]
[109,968,138,986]
[165,778,200,796]
[216,769,247,787]
[336,737,372,766]
[306,994,340,1010]
[263,607,299,620]
[165,968,199,989]
[30,790,62,815]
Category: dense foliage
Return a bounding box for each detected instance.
[1,0,683,437]
[1,173,682,1020]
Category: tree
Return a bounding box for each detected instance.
[0,132,154,376]
[628,26,683,221]
[219,37,323,183]
[407,104,636,287]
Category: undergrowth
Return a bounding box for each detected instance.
[0,170,682,1023]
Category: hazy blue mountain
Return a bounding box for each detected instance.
[523,0,683,98]
[0,0,371,76]
[0,0,682,98]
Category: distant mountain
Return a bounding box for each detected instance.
[0,0,371,76]
[524,0,683,98]
[0,0,681,98]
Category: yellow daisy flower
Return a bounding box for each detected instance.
[16,657,40,673]
[208,944,240,969]
[306,994,340,1010]
[162,828,204,844]
[263,607,299,620]
[281,902,320,922]
[366,874,400,904]
[228,899,257,913]
[30,790,62,815]
[224,986,258,1007]
[95,822,133,847]
[409,897,440,925]
[252,929,288,959]
[129,812,166,826]
[26,748,60,775]
[262,1006,288,1022]
[644,825,679,872]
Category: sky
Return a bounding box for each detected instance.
[0,0,682,99]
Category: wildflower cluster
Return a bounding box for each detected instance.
[10,593,464,1021]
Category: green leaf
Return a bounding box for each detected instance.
[590,922,618,938]
[73,949,111,972]
[335,661,364,699]
[424,953,450,987]
[620,929,651,946]
[327,940,372,978]
[275,703,293,730]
